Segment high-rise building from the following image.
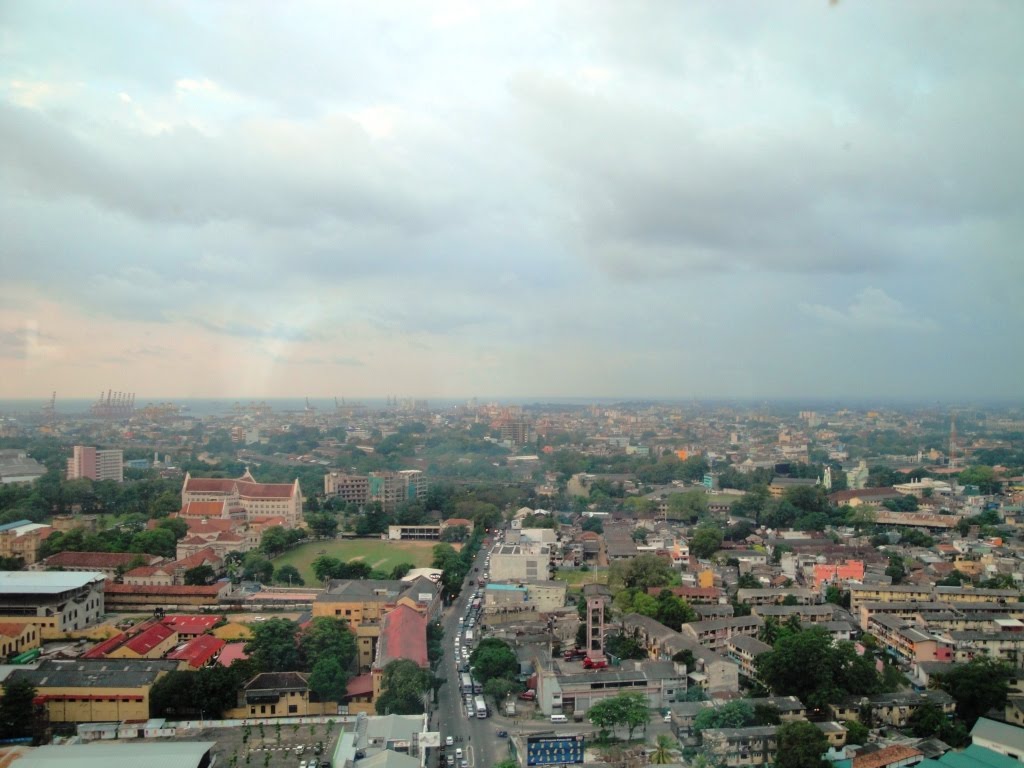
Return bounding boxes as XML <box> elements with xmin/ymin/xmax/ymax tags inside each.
<box><xmin>323</xmin><ymin>469</ymin><xmax>427</xmax><ymax>512</ymax></box>
<box><xmin>67</xmin><ymin>446</ymin><xmax>124</xmax><ymax>483</ymax></box>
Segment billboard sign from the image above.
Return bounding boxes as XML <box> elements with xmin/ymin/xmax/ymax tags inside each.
<box><xmin>526</xmin><ymin>734</ymin><xmax>585</xmax><ymax>765</ymax></box>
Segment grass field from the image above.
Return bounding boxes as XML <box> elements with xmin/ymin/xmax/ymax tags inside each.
<box><xmin>272</xmin><ymin>538</ymin><xmax>441</xmax><ymax>585</ymax></box>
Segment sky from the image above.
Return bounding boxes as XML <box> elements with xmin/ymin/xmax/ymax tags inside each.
<box><xmin>1</xmin><ymin>1</ymin><xmax>1022</xmax><ymax>402</ymax></box>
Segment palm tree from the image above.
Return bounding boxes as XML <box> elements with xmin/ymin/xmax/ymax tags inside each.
<box><xmin>649</xmin><ymin>734</ymin><xmax>676</xmax><ymax>765</ymax></box>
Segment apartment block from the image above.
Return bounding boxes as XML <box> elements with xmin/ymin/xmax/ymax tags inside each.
<box><xmin>0</xmin><ymin>571</ymin><xmax>105</xmax><ymax>638</ymax></box>
<box><xmin>67</xmin><ymin>445</ymin><xmax>123</xmax><ymax>482</ymax></box>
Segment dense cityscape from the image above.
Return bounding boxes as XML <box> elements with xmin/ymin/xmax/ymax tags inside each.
<box><xmin>3</xmin><ymin>1</ymin><xmax>1022</xmax><ymax>767</ymax></box>
<box><xmin>0</xmin><ymin>397</ymin><xmax>1022</xmax><ymax>768</ymax></box>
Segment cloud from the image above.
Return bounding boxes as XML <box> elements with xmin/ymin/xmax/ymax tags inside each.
<box><xmin>800</xmin><ymin>288</ymin><xmax>937</xmax><ymax>332</ymax></box>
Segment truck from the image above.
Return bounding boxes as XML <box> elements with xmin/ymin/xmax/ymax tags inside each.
<box><xmin>582</xmin><ymin>656</ymin><xmax>608</xmax><ymax>670</ymax></box>
<box><xmin>474</xmin><ymin>695</ymin><xmax>488</xmax><ymax>719</ymax></box>
<box><xmin>464</xmin><ymin>630</ymin><xmax>474</xmax><ymax>643</ymax></box>
<box><xmin>505</xmin><ymin>700</ymin><xmax>516</xmax><ymax>716</ymax></box>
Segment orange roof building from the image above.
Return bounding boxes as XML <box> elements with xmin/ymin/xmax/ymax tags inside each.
<box><xmin>813</xmin><ymin>560</ymin><xmax>865</xmax><ymax>589</ymax></box>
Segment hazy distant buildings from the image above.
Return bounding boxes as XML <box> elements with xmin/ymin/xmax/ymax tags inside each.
<box><xmin>0</xmin><ymin>450</ymin><xmax>46</xmax><ymax>485</ymax></box>
<box><xmin>67</xmin><ymin>446</ymin><xmax>123</xmax><ymax>483</ymax></box>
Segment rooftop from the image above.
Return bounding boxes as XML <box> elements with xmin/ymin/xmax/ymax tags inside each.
<box><xmin>0</xmin><ymin>571</ymin><xmax>105</xmax><ymax>594</ymax></box>
<box><xmin>14</xmin><ymin>741</ymin><xmax>216</xmax><ymax>768</ymax></box>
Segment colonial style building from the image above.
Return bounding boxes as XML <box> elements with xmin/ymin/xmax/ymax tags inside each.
<box><xmin>181</xmin><ymin>469</ymin><xmax>302</xmax><ymax>527</ymax></box>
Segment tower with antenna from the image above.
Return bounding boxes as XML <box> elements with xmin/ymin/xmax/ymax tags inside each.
<box><xmin>949</xmin><ymin>412</ymin><xmax>958</xmax><ymax>469</ymax></box>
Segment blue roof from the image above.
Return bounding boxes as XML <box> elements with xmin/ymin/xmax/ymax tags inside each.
<box><xmin>486</xmin><ymin>583</ymin><xmax>526</xmax><ymax>591</ymax></box>
<box><xmin>0</xmin><ymin>520</ymin><xmax>32</xmax><ymax>533</ymax></box>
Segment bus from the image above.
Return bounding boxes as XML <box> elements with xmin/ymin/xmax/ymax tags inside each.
<box><xmin>460</xmin><ymin>673</ymin><xmax>474</xmax><ymax>694</ymax></box>
<box><xmin>471</xmin><ymin>676</ymin><xmax>483</xmax><ymax>694</ymax></box>
<box><xmin>474</xmin><ymin>695</ymin><xmax>488</xmax><ymax>719</ymax></box>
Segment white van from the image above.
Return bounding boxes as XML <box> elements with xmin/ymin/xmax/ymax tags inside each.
<box><xmin>550</xmin><ymin>714</ymin><xmax>568</xmax><ymax>723</ymax></box>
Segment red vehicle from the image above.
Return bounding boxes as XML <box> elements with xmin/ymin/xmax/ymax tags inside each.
<box><xmin>582</xmin><ymin>656</ymin><xmax>608</xmax><ymax>670</ymax></box>
<box><xmin>563</xmin><ymin>649</ymin><xmax>586</xmax><ymax>661</ymax></box>
<box><xmin>518</xmin><ymin>689</ymin><xmax>536</xmax><ymax>701</ymax></box>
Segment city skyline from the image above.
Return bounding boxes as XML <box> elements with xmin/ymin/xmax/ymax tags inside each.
<box><xmin>2</xmin><ymin>2</ymin><xmax>1022</xmax><ymax>400</ymax></box>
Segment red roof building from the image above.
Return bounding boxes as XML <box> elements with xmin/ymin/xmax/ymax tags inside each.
<box><xmin>217</xmin><ymin>642</ymin><xmax>250</xmax><ymax>667</ymax></box>
<box><xmin>376</xmin><ymin>604</ymin><xmax>428</xmax><ymax>669</ymax></box>
<box><xmin>168</xmin><ymin>634</ymin><xmax>226</xmax><ymax>668</ymax></box>
<box><xmin>162</xmin><ymin>614</ymin><xmax>221</xmax><ymax>637</ymax></box>
<box><xmin>33</xmin><ymin>551</ymin><xmax>159</xmax><ymax>578</ymax></box>
<box><xmin>181</xmin><ymin>469</ymin><xmax>302</xmax><ymax>528</ymax></box>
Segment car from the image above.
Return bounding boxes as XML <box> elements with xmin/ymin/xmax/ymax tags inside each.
<box><xmin>456</xmin><ymin>748</ymin><xmax>463</xmax><ymax>758</ymax></box>
<box><xmin>314</xmin><ymin>743</ymin><xmax>324</xmax><ymax>755</ymax></box>
<box><xmin>309</xmin><ymin>761</ymin><xmax>319</xmax><ymax>768</ymax></box>
<box><xmin>496</xmin><ymin>729</ymin><xmax>508</xmax><ymax>738</ymax></box>
<box><xmin>518</xmin><ymin>689</ymin><xmax>536</xmax><ymax>701</ymax></box>
<box><xmin>461</xmin><ymin>761</ymin><xmax>469</xmax><ymax>768</ymax></box>
<box><xmin>445</xmin><ymin>736</ymin><xmax>454</xmax><ymax>746</ymax></box>
<box><xmin>299</xmin><ymin>762</ymin><xmax>307</xmax><ymax>768</ymax></box>
<box><xmin>296</xmin><ymin>746</ymin><xmax>306</xmax><ymax>755</ymax></box>
<box><xmin>663</xmin><ymin>712</ymin><xmax>673</xmax><ymax>723</ymax></box>
<box><xmin>447</xmin><ymin>757</ymin><xmax>455</xmax><ymax>767</ymax></box>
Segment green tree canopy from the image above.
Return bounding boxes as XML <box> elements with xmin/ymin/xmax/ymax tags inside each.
<box><xmin>693</xmin><ymin>700</ymin><xmax>754</xmax><ymax>736</ymax></box>
<box><xmin>756</xmin><ymin>627</ymin><xmax>880</xmax><ymax>711</ymax></box>
<box><xmin>470</xmin><ymin>638</ymin><xmax>519</xmax><ymax>686</ymax></box>
<box><xmin>932</xmin><ymin>656</ymin><xmax>1013</xmax><ymax>727</ymax></box>
<box><xmin>0</xmin><ymin>678</ymin><xmax>37</xmax><ymax>740</ymax></box>
<box><xmin>184</xmin><ymin>564</ymin><xmax>215</xmax><ymax>585</ymax></box>
<box><xmin>775</xmin><ymin>721</ymin><xmax>828</xmax><ymax>768</ymax></box>
<box><xmin>375</xmin><ymin>659</ymin><xmax>432</xmax><ymax>715</ymax></box>
<box><xmin>689</xmin><ymin>524</ymin><xmax>724</xmax><ymax>559</ymax></box>
<box><xmin>299</xmin><ymin>617</ymin><xmax>356</xmax><ymax>673</ymax></box>
<box><xmin>309</xmin><ymin>657</ymin><xmax>349</xmax><ymax>703</ymax></box>
<box><xmin>245</xmin><ymin>618</ymin><xmax>302</xmax><ymax>672</ymax></box>
<box><xmin>274</xmin><ymin>564</ymin><xmax>304</xmax><ymax>586</ymax></box>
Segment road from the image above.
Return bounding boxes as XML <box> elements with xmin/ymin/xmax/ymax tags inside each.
<box><xmin>431</xmin><ymin>540</ymin><xmax>508</xmax><ymax>768</ymax></box>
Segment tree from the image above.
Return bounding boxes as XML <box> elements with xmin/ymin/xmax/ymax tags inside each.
<box><xmin>306</xmin><ymin>513</ymin><xmax>338</xmax><ymax>539</ymax></box>
<box><xmin>610</xmin><ymin>554</ymin><xmax>673</xmax><ymax>591</ymax></box>
<box><xmin>589</xmin><ymin>695</ymin><xmax>627</xmax><ymax>739</ymax></box>
<box><xmin>606</xmin><ymin>633</ymin><xmax>647</xmax><ymax>660</ymax></box>
<box><xmin>245</xmin><ymin>618</ymin><xmax>302</xmax><ymax>672</ymax></box>
<box><xmin>689</xmin><ymin>524</ymin><xmax>723</xmax><ymax>559</ymax></box>
<box><xmin>184</xmin><ymin>564</ymin><xmax>215</xmax><ymax>585</ymax></box>
<box><xmin>242</xmin><ymin>552</ymin><xmax>274</xmax><ymax>583</ymax></box>
<box><xmin>156</xmin><ymin>517</ymin><xmax>189</xmax><ymax>539</ymax></box>
<box><xmin>309</xmin><ymin>657</ymin><xmax>349</xmax><ymax>703</ymax></box>
<box><xmin>843</xmin><ymin>720</ymin><xmax>869</xmax><ymax>746</ymax></box>
<box><xmin>885</xmin><ymin>554</ymin><xmax>906</xmax><ymax>584</ymax></box>
<box><xmin>756</xmin><ymin>627</ymin><xmax>880</xmax><ymax>711</ymax></box>
<box><xmin>959</xmin><ymin>465</ymin><xmax>1000</xmax><ymax>494</ymax></box>
<box><xmin>753</xmin><ymin>703</ymin><xmax>781</xmax><ymax>726</ymax></box>
<box><xmin>824</xmin><ymin>585</ymin><xmax>849</xmax><ymax>608</ymax></box>
<box><xmin>907</xmin><ymin>701</ymin><xmax>946</xmax><ymax>738</ymax></box>
<box><xmin>0</xmin><ymin>678</ymin><xmax>36</xmax><ymax>740</ymax></box>
<box><xmin>375</xmin><ymin>659</ymin><xmax>432</xmax><ymax>715</ymax></box>
<box><xmin>666</xmin><ymin>491</ymin><xmax>707</xmax><ymax>522</ymax></box>
<box><xmin>149</xmin><ymin>665</ymin><xmax>242</xmax><ymax>719</ymax></box>
<box><xmin>932</xmin><ymin>656</ymin><xmax>1013</xmax><ymax>727</ymax></box>
<box><xmin>299</xmin><ymin>618</ymin><xmax>356</xmax><ymax>672</ymax></box>
<box><xmin>483</xmin><ymin>676</ymin><xmax>521</xmax><ymax>706</ymax></box>
<box><xmin>654</xmin><ymin>590</ymin><xmax>697</xmax><ymax>631</ymax></box>
<box><xmin>693</xmin><ymin>701</ymin><xmax>754</xmax><ymax>736</ymax></box>
<box><xmin>274</xmin><ymin>564</ymin><xmax>305</xmax><ymax>586</ymax></box>
<box><xmin>775</xmin><ymin>721</ymin><xmax>828</xmax><ymax>768</ymax></box>
<box><xmin>622</xmin><ymin>692</ymin><xmax>651</xmax><ymax>740</ymax></box>
<box><xmin>470</xmin><ymin>638</ymin><xmax>519</xmax><ymax>686</ymax></box>
<box><xmin>649</xmin><ymin>733</ymin><xmax>677</xmax><ymax>765</ymax></box>
<box><xmin>129</xmin><ymin>528</ymin><xmax>177</xmax><ymax>558</ymax></box>
<box><xmin>260</xmin><ymin>526</ymin><xmax>292</xmax><ymax>556</ymax></box>
<box><xmin>581</xmin><ymin>517</ymin><xmax>604</xmax><ymax>534</ymax></box>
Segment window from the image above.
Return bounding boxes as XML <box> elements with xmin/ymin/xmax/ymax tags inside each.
<box><xmin>289</xmin><ymin>704</ymin><xmax>298</xmax><ymax>713</ymax></box>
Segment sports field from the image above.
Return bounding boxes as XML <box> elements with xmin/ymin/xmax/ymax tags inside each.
<box><xmin>272</xmin><ymin>538</ymin><xmax>442</xmax><ymax>585</ymax></box>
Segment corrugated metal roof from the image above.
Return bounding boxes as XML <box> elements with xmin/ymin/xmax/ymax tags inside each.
<box><xmin>14</xmin><ymin>741</ymin><xmax>215</xmax><ymax>768</ymax></box>
<box><xmin>0</xmin><ymin>571</ymin><xmax>105</xmax><ymax>594</ymax></box>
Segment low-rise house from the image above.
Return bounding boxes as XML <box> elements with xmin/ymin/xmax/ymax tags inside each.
<box><xmin>0</xmin><ymin>571</ymin><xmax>105</xmax><ymax>638</ymax></box>
<box><xmin>102</xmin><ymin>581</ymin><xmax>231</xmax><ymax>611</ymax></box>
<box><xmin>736</xmin><ymin>588</ymin><xmax>816</xmax><ymax>606</ymax></box>
<box><xmin>167</xmin><ymin>634</ymin><xmax>226</xmax><ymax>668</ymax></box>
<box><xmin>226</xmin><ymin>671</ymin><xmax>337</xmax><ymax>718</ymax></box>
<box><xmin>726</xmin><ymin>635</ymin><xmax>772</xmax><ymax>681</ymax></box>
<box><xmin>830</xmin><ymin>690</ymin><xmax>955</xmax><ymax>727</ymax></box>
<box><xmin>681</xmin><ymin>615</ymin><xmax>764</xmax><ymax>652</ymax></box>
<box><xmin>31</xmin><ymin>551</ymin><xmax>160</xmax><ymax>578</ymax></box>
<box><xmin>703</xmin><ymin>722</ymin><xmax>846</xmax><ymax>767</ymax></box>
<box><xmin>0</xmin><ymin>621</ymin><xmax>40</xmax><ymax>658</ymax></box>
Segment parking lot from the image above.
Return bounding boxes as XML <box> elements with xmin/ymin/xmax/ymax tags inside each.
<box><xmin>181</xmin><ymin>720</ymin><xmax>342</xmax><ymax>767</ymax></box>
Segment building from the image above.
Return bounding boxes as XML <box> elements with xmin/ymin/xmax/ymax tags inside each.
<box><xmin>168</xmin><ymin>634</ymin><xmax>227</xmax><ymax>668</ymax></box>
<box><xmin>851</xmin><ymin>744</ymin><xmax>924</xmax><ymax>768</ymax></box>
<box><xmin>14</xmin><ymin>741</ymin><xmax>217</xmax><ymax>768</ymax></box>
<box><xmin>830</xmin><ymin>690</ymin><xmax>955</xmax><ymax>727</ymax></box>
<box><xmin>101</xmin><ymin>581</ymin><xmax>232</xmax><ymax>611</ymax></box>
<box><xmin>372</xmin><ymin>603</ymin><xmax>428</xmax><ymax>703</ymax></box>
<box><xmin>84</xmin><ymin>622</ymin><xmax>179</xmax><ymax>660</ymax></box>
<box><xmin>387</xmin><ymin>525</ymin><xmax>440</xmax><ymax>541</ymax></box>
<box><xmin>866</xmin><ymin>614</ymin><xmax>944</xmax><ymax>664</ymax></box>
<box><xmin>703</xmin><ymin>722</ymin><xmax>846</xmax><ymax>767</ymax></box>
<box><xmin>736</xmin><ymin>588</ymin><xmax>816</xmax><ymax>606</ymax></box>
<box><xmin>226</xmin><ymin>671</ymin><xmax>337</xmax><ymax>718</ymax></box>
<box><xmin>768</xmin><ymin>477</ymin><xmax>818</xmax><ymax>498</ymax></box>
<box><xmin>969</xmin><ymin>717</ymin><xmax>1024</xmax><ymax>762</ymax></box>
<box><xmin>812</xmin><ymin>560</ymin><xmax>866</xmax><ymax>589</ymax></box>
<box><xmin>484</xmin><ymin>580</ymin><xmax>567</xmax><ymax>615</ymax></box>
<box><xmin>536</xmin><ymin>658</ymin><xmax>687</xmax><ymax>716</ymax></box>
<box><xmin>67</xmin><ymin>446</ymin><xmax>124</xmax><ymax>483</ymax></box>
<box><xmin>0</xmin><ymin>621</ymin><xmax>40</xmax><ymax>658</ymax></box>
<box><xmin>7</xmin><ymin>658</ymin><xmax>179</xmax><ymax>723</ymax></box>
<box><xmin>181</xmin><ymin>469</ymin><xmax>302</xmax><ymax>527</ymax></box>
<box><xmin>31</xmin><ymin>551</ymin><xmax>160</xmax><ymax>579</ymax></box>
<box><xmin>0</xmin><ymin>571</ymin><xmax>105</xmax><ymax>638</ymax></box>
<box><xmin>122</xmin><ymin>547</ymin><xmax>224</xmax><ymax>587</ymax></box>
<box><xmin>726</xmin><ymin>635</ymin><xmax>773</xmax><ymax>681</ymax></box>
<box><xmin>313</xmin><ymin>577</ymin><xmax>441</xmax><ymax>670</ymax></box>
<box><xmin>323</xmin><ymin>470</ymin><xmax>428</xmax><ymax>513</ymax></box>
<box><xmin>680</xmin><ymin>615</ymin><xmax>764</xmax><ymax>652</ymax></box>
<box><xmin>0</xmin><ymin>520</ymin><xmax>53</xmax><ymax>566</ymax></box>
<box><xmin>0</xmin><ymin>449</ymin><xmax>47</xmax><ymax>484</ymax></box>
<box><xmin>489</xmin><ymin>543</ymin><xmax>551</xmax><ymax>582</ymax></box>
